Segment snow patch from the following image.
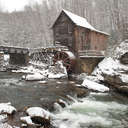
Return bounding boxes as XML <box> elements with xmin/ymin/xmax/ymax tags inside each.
<box><xmin>24</xmin><ymin>73</ymin><xmax>46</xmax><ymax>81</ymax></box>
<box><xmin>48</xmin><ymin>73</ymin><xmax>67</xmax><ymax>79</ymax></box>
<box><xmin>20</xmin><ymin>116</ymin><xmax>34</xmax><ymax>125</ymax></box>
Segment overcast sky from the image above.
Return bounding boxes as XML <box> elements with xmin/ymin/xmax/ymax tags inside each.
<box><xmin>0</xmin><ymin>0</ymin><xmax>42</xmax><ymax>12</ymax></box>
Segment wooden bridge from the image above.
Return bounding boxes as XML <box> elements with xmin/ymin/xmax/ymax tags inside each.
<box><xmin>0</xmin><ymin>45</ymin><xmax>29</xmax><ymax>54</ymax></box>
<box><xmin>0</xmin><ymin>45</ymin><xmax>69</xmax><ymax>66</ymax></box>
<box><xmin>0</xmin><ymin>45</ymin><xmax>105</xmax><ymax>74</ymax></box>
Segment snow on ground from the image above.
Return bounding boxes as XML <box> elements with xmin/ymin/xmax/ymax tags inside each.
<box><xmin>0</xmin><ymin>103</ymin><xmax>16</xmax><ymax>115</ymax></box>
<box><xmin>82</xmin><ymin>79</ymin><xmax>109</xmax><ymax>92</ymax></box>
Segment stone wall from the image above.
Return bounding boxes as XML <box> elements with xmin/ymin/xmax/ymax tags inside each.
<box><xmin>76</xmin><ymin>57</ymin><xmax>103</xmax><ymax>74</ymax></box>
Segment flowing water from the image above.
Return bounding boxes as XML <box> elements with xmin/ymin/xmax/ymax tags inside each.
<box><xmin>53</xmin><ymin>93</ymin><xmax>128</xmax><ymax>128</ymax></box>
<box><xmin>0</xmin><ymin>72</ymin><xmax>128</xmax><ymax>128</ymax></box>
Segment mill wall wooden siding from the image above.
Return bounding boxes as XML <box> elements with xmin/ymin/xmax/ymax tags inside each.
<box><xmin>53</xmin><ymin>11</ymin><xmax>108</xmax><ymax>54</ymax></box>
<box><xmin>53</xmin><ymin>12</ymin><xmax>75</xmax><ymax>52</ymax></box>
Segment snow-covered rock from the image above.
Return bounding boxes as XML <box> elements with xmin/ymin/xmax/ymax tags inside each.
<box><xmin>48</xmin><ymin>73</ymin><xmax>67</xmax><ymax>79</ymax></box>
<box><xmin>82</xmin><ymin>79</ymin><xmax>109</xmax><ymax>92</ymax></box>
<box><xmin>0</xmin><ymin>123</ymin><xmax>13</xmax><ymax>128</ymax></box>
<box><xmin>22</xmin><ymin>107</ymin><xmax>54</xmax><ymax>127</ymax></box>
<box><xmin>26</xmin><ymin>107</ymin><xmax>52</xmax><ymax>119</ymax></box>
<box><xmin>20</xmin><ymin>116</ymin><xmax>34</xmax><ymax>125</ymax></box>
<box><xmin>24</xmin><ymin>73</ymin><xmax>46</xmax><ymax>81</ymax></box>
<box><xmin>0</xmin><ymin>103</ymin><xmax>16</xmax><ymax>115</ymax></box>
<box><xmin>0</xmin><ymin>114</ymin><xmax>7</xmax><ymax>123</ymax></box>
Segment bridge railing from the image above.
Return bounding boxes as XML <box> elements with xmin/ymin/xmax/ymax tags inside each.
<box><xmin>0</xmin><ymin>45</ymin><xmax>29</xmax><ymax>54</ymax></box>
<box><xmin>78</xmin><ymin>50</ymin><xmax>105</xmax><ymax>57</ymax></box>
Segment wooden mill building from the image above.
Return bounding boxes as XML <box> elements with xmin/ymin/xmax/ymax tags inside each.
<box><xmin>52</xmin><ymin>9</ymin><xmax>109</xmax><ymax>73</ymax></box>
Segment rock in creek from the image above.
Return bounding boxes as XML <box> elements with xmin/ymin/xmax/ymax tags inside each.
<box><xmin>20</xmin><ymin>107</ymin><xmax>55</xmax><ymax>128</ymax></box>
<box><xmin>26</xmin><ymin>107</ymin><xmax>52</xmax><ymax>120</ymax></box>
<box><xmin>82</xmin><ymin>79</ymin><xmax>109</xmax><ymax>92</ymax></box>
<box><xmin>0</xmin><ymin>103</ymin><xmax>16</xmax><ymax>115</ymax></box>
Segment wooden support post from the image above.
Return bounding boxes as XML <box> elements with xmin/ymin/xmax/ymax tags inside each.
<box><xmin>0</xmin><ymin>52</ymin><xmax>4</xmax><ymax>66</ymax></box>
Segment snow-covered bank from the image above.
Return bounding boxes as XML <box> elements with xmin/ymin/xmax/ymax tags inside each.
<box><xmin>89</xmin><ymin>40</ymin><xmax>128</xmax><ymax>94</ymax></box>
<box><xmin>13</xmin><ymin>61</ymin><xmax>68</xmax><ymax>81</ymax></box>
<box><xmin>75</xmin><ymin>40</ymin><xmax>128</xmax><ymax>94</ymax></box>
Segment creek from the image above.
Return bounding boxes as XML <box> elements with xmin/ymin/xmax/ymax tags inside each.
<box><xmin>0</xmin><ymin>72</ymin><xmax>128</xmax><ymax>128</ymax></box>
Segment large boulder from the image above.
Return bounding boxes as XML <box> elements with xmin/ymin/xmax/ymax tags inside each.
<box><xmin>26</xmin><ymin>107</ymin><xmax>52</xmax><ymax>120</ymax></box>
<box><xmin>20</xmin><ymin>107</ymin><xmax>55</xmax><ymax>128</ymax></box>
<box><xmin>82</xmin><ymin>79</ymin><xmax>109</xmax><ymax>92</ymax></box>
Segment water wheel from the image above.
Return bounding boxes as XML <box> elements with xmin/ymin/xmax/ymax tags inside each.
<box><xmin>53</xmin><ymin>51</ymin><xmax>76</xmax><ymax>73</ymax></box>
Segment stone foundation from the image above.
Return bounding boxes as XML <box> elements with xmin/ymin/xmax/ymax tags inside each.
<box><xmin>76</xmin><ymin>57</ymin><xmax>104</xmax><ymax>74</ymax></box>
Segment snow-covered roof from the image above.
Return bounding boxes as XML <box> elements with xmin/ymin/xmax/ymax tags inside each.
<box><xmin>53</xmin><ymin>9</ymin><xmax>109</xmax><ymax>36</ymax></box>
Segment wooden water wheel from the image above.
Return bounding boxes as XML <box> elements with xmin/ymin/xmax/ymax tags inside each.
<box><xmin>53</xmin><ymin>51</ymin><xmax>76</xmax><ymax>73</ymax></box>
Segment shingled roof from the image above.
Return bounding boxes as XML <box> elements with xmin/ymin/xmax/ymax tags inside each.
<box><xmin>52</xmin><ymin>9</ymin><xmax>109</xmax><ymax>36</ymax></box>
